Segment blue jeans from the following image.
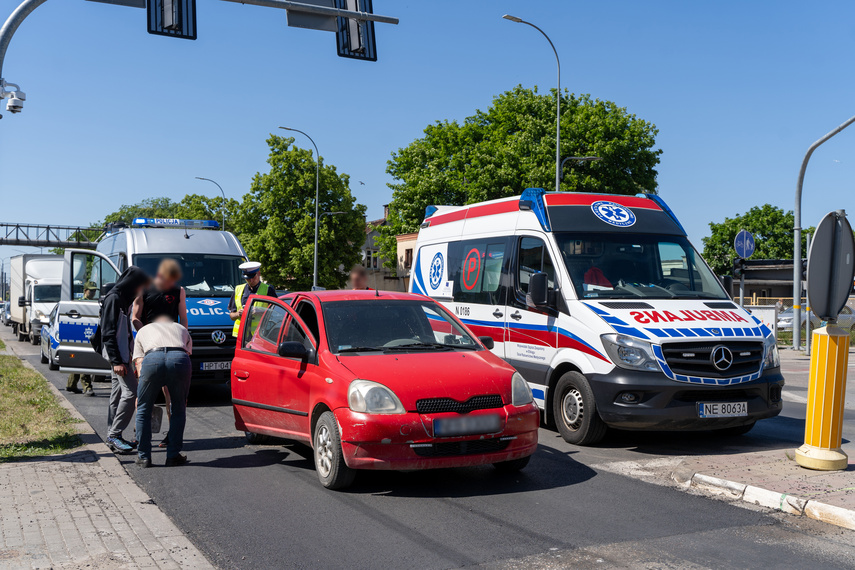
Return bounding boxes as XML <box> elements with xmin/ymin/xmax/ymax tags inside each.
<box><xmin>136</xmin><ymin>349</ymin><xmax>191</xmax><ymax>460</ymax></box>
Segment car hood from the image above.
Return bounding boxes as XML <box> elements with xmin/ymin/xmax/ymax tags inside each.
<box><xmin>335</xmin><ymin>350</ymin><xmax>515</xmax><ymax>412</ymax></box>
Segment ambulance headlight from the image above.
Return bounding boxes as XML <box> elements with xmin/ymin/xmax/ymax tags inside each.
<box><xmin>511</xmin><ymin>372</ymin><xmax>533</xmax><ymax>406</ymax></box>
<box><xmin>348</xmin><ymin>380</ymin><xmax>405</xmax><ymax>414</ymax></box>
<box><xmin>601</xmin><ymin>334</ymin><xmax>660</xmax><ymax>372</ymax></box>
<box><xmin>763</xmin><ymin>335</ymin><xmax>780</xmax><ymax>369</ymax></box>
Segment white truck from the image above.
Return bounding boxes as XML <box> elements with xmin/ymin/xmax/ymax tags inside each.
<box><xmin>10</xmin><ymin>254</ymin><xmax>63</xmax><ymax>344</ymax></box>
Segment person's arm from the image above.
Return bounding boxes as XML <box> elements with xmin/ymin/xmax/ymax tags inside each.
<box><xmin>178</xmin><ymin>287</ymin><xmax>188</xmax><ymax>328</ymax></box>
<box><xmin>267</xmin><ymin>285</ymin><xmax>278</xmax><ymax>298</ymax></box>
<box><xmin>131</xmin><ymin>291</ymin><xmax>144</xmax><ymax>331</ymax></box>
<box><xmin>228</xmin><ymin>292</ymin><xmax>241</xmax><ymax>321</ymax></box>
<box><xmin>100</xmin><ymin>296</ymin><xmax>124</xmax><ymax>368</ymax></box>
<box><xmin>184</xmin><ymin>328</ymin><xmax>193</xmax><ymax>355</ymax></box>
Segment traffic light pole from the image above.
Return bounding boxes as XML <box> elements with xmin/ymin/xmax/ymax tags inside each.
<box><xmin>739</xmin><ymin>265</ymin><xmax>745</xmax><ymax>307</ymax></box>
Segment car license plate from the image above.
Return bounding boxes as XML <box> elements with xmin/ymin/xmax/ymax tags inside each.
<box><xmin>434</xmin><ymin>414</ymin><xmax>502</xmax><ymax>437</ymax></box>
<box><xmin>698</xmin><ymin>401</ymin><xmax>748</xmax><ymax>418</ymax></box>
<box><xmin>201</xmin><ymin>361</ymin><xmax>231</xmax><ymax>371</ymax></box>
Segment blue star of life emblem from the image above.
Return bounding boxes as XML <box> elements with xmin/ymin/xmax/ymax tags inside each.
<box><xmin>429</xmin><ymin>252</ymin><xmax>444</xmax><ymax>290</ymax></box>
<box><xmin>591</xmin><ymin>201</ymin><xmax>637</xmax><ymax>227</ymax></box>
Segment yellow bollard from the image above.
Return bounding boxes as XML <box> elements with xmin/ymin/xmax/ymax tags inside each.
<box><xmin>796</xmin><ymin>325</ymin><xmax>850</xmax><ymax>470</ymax></box>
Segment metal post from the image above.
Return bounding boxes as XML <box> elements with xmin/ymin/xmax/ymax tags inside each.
<box><xmin>279</xmin><ymin>126</ymin><xmax>320</xmax><ymax>289</ymax></box>
<box><xmin>793</xmin><ymin>114</ymin><xmax>855</xmax><ymax>350</ymax></box>
<box><xmin>0</xmin><ymin>0</ymin><xmax>49</xmax><ymax>81</ymax></box>
<box><xmin>739</xmin><ymin>264</ymin><xmax>745</xmax><ymax>307</ymax></box>
<box><xmin>503</xmin><ymin>15</ymin><xmax>560</xmax><ymax>192</ymax></box>
<box><xmin>806</xmin><ymin>231</ymin><xmax>812</xmax><ymax>356</ymax></box>
<box><xmin>195</xmin><ymin>177</ymin><xmax>227</xmax><ymax>231</ymax></box>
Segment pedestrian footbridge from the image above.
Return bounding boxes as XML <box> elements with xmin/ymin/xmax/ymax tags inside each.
<box><xmin>0</xmin><ymin>222</ymin><xmax>105</xmax><ymax>249</ymax></box>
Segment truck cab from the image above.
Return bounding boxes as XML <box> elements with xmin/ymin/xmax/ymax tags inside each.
<box><xmin>10</xmin><ymin>254</ymin><xmax>63</xmax><ymax>345</ymax></box>
<box><xmin>96</xmin><ymin>218</ymin><xmax>247</xmax><ymax>384</ymax></box>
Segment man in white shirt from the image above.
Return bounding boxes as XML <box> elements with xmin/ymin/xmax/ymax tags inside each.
<box><xmin>132</xmin><ymin>316</ymin><xmax>193</xmax><ymax>468</ymax></box>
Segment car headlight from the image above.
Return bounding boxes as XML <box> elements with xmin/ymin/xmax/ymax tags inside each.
<box><xmin>601</xmin><ymin>334</ymin><xmax>661</xmax><ymax>372</ymax></box>
<box><xmin>763</xmin><ymin>335</ymin><xmax>780</xmax><ymax>369</ymax></box>
<box><xmin>35</xmin><ymin>310</ymin><xmax>45</xmax><ymax>320</ymax></box>
<box><xmin>348</xmin><ymin>379</ymin><xmax>405</xmax><ymax>414</ymax></box>
<box><xmin>511</xmin><ymin>372</ymin><xmax>533</xmax><ymax>406</ymax></box>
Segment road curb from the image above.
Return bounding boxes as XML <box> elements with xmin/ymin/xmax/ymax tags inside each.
<box><xmin>676</xmin><ymin>470</ymin><xmax>855</xmax><ymax>531</ymax></box>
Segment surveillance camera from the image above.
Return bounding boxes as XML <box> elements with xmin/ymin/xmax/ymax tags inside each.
<box><xmin>6</xmin><ymin>91</ymin><xmax>25</xmax><ymax>114</ymax></box>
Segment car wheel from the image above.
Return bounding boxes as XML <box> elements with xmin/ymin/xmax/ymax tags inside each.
<box><xmin>40</xmin><ymin>349</ymin><xmax>48</xmax><ymax>364</ymax></box>
<box><xmin>48</xmin><ymin>357</ymin><xmax>59</xmax><ymax>371</ymax></box>
<box><xmin>30</xmin><ymin>332</ymin><xmax>39</xmax><ymax>345</ymax></box>
<box><xmin>552</xmin><ymin>371</ymin><xmax>607</xmax><ymax>446</ymax></box>
<box><xmin>244</xmin><ymin>431</ymin><xmax>267</xmax><ymax>444</ymax></box>
<box><xmin>716</xmin><ymin>421</ymin><xmax>756</xmax><ymax>437</ymax></box>
<box><xmin>313</xmin><ymin>411</ymin><xmax>355</xmax><ymax>490</ymax></box>
<box><xmin>17</xmin><ymin>328</ymin><xmax>27</xmax><ymax>342</ymax></box>
<box><xmin>492</xmin><ymin>455</ymin><xmax>531</xmax><ymax>472</ymax></box>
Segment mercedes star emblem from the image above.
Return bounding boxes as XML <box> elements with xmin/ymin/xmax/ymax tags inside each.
<box><xmin>710</xmin><ymin>345</ymin><xmax>734</xmax><ymax>371</ymax></box>
<box><xmin>211</xmin><ymin>330</ymin><xmax>227</xmax><ymax>345</ymax></box>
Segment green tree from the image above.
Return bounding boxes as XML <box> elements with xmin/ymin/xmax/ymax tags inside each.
<box><xmin>102</xmin><ymin>194</ymin><xmax>239</xmax><ymax>230</ymax></box>
<box><xmin>377</xmin><ymin>85</ymin><xmax>662</xmax><ymax>269</ymax></box>
<box><xmin>103</xmin><ymin>197</ymin><xmax>180</xmax><ymax>224</ymax></box>
<box><xmin>701</xmin><ymin>204</ymin><xmax>812</xmax><ymax>275</ymax></box>
<box><xmin>232</xmin><ymin>135</ymin><xmax>366</xmax><ymax>291</ymax></box>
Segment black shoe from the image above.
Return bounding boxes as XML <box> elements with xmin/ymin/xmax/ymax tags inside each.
<box><xmin>165</xmin><ymin>454</ymin><xmax>188</xmax><ymax>467</ymax></box>
<box><xmin>135</xmin><ymin>457</ymin><xmax>152</xmax><ymax>468</ymax></box>
<box><xmin>66</xmin><ymin>387</ymin><xmax>82</xmax><ymax>394</ymax></box>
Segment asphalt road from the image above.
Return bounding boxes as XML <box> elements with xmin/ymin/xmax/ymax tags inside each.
<box><xmin>6</xmin><ymin>325</ymin><xmax>855</xmax><ymax>569</ymax></box>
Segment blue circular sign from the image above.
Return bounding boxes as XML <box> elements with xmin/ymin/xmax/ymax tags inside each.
<box><xmin>429</xmin><ymin>252</ymin><xmax>444</xmax><ymax>290</ymax></box>
<box><xmin>734</xmin><ymin>229</ymin><xmax>755</xmax><ymax>259</ymax></box>
<box><xmin>591</xmin><ymin>201</ymin><xmax>636</xmax><ymax>227</ymax></box>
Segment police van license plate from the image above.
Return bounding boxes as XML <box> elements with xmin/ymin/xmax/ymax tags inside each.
<box><xmin>201</xmin><ymin>361</ymin><xmax>231</xmax><ymax>371</ymax></box>
<box><xmin>698</xmin><ymin>401</ymin><xmax>747</xmax><ymax>418</ymax></box>
<box><xmin>434</xmin><ymin>414</ymin><xmax>501</xmax><ymax>437</ymax></box>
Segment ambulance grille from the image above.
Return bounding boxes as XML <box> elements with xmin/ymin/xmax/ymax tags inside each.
<box><xmin>599</xmin><ymin>301</ymin><xmax>653</xmax><ymax>309</ymax></box>
<box><xmin>416</xmin><ymin>395</ymin><xmax>503</xmax><ymax>414</ymax></box>
<box><xmin>412</xmin><ymin>438</ymin><xmax>510</xmax><ymax>457</ymax></box>
<box><xmin>661</xmin><ymin>341</ymin><xmax>763</xmax><ymax>379</ymax></box>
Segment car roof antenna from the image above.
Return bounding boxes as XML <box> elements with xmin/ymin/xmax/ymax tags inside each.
<box><xmin>375</xmin><ymin>288</ymin><xmax>379</xmax><ymax>297</ymax></box>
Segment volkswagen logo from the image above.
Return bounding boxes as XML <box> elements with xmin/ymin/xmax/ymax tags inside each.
<box><xmin>211</xmin><ymin>330</ymin><xmax>227</xmax><ymax>345</ymax></box>
<box><xmin>710</xmin><ymin>345</ymin><xmax>734</xmax><ymax>371</ymax></box>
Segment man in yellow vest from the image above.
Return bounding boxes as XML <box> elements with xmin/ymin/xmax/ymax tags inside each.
<box><xmin>229</xmin><ymin>261</ymin><xmax>278</xmax><ymax>337</ymax></box>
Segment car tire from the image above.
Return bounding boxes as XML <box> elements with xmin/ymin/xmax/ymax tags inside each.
<box><xmin>716</xmin><ymin>421</ymin><xmax>756</xmax><ymax>437</ymax></box>
<box><xmin>552</xmin><ymin>371</ymin><xmax>608</xmax><ymax>446</ymax></box>
<box><xmin>48</xmin><ymin>358</ymin><xmax>59</xmax><ymax>371</ymax></box>
<box><xmin>40</xmin><ymin>350</ymin><xmax>48</xmax><ymax>364</ymax></box>
<box><xmin>313</xmin><ymin>411</ymin><xmax>355</xmax><ymax>490</ymax></box>
<box><xmin>30</xmin><ymin>333</ymin><xmax>39</xmax><ymax>345</ymax></box>
<box><xmin>244</xmin><ymin>431</ymin><xmax>267</xmax><ymax>445</ymax></box>
<box><xmin>492</xmin><ymin>455</ymin><xmax>531</xmax><ymax>472</ymax></box>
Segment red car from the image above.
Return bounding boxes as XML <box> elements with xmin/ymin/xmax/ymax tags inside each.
<box><xmin>231</xmin><ymin>290</ymin><xmax>539</xmax><ymax>489</ymax></box>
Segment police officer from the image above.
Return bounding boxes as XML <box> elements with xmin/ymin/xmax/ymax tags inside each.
<box><xmin>229</xmin><ymin>262</ymin><xmax>278</xmax><ymax>337</ymax></box>
<box><xmin>67</xmin><ymin>281</ymin><xmax>99</xmax><ymax>396</ymax></box>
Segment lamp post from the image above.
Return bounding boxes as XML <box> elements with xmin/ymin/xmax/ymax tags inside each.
<box><xmin>503</xmin><ymin>14</ymin><xmax>561</xmax><ymax>192</ymax></box>
<box><xmin>279</xmin><ymin>126</ymin><xmax>322</xmax><ymax>289</ymax></box>
<box><xmin>561</xmin><ymin>156</ymin><xmax>601</xmax><ymax>181</ymax></box>
<box><xmin>194</xmin><ymin>177</ymin><xmax>227</xmax><ymax>231</ymax></box>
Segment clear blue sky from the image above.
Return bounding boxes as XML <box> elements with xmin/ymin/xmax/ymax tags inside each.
<box><xmin>2</xmin><ymin>0</ymin><xmax>855</xmax><ymax>271</ymax></box>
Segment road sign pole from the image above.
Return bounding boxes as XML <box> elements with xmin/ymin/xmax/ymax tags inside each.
<box><xmin>806</xmin><ymin>231</ymin><xmax>812</xmax><ymax>356</ymax></box>
<box><xmin>739</xmin><ymin>269</ymin><xmax>745</xmax><ymax>307</ymax></box>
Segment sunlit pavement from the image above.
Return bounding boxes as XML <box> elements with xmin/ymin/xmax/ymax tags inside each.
<box><xmin>5</xmin><ymin>325</ymin><xmax>855</xmax><ymax>570</ymax></box>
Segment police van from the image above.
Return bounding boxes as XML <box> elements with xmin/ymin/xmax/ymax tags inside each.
<box><xmin>410</xmin><ymin>189</ymin><xmax>784</xmax><ymax>445</ymax></box>
<box><xmin>96</xmin><ymin>218</ymin><xmax>247</xmax><ymax>383</ymax></box>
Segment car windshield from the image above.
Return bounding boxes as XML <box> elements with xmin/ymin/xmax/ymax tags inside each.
<box><xmin>554</xmin><ymin>232</ymin><xmax>728</xmax><ymax>300</ymax></box>
<box><xmin>322</xmin><ymin>299</ymin><xmax>480</xmax><ymax>354</ymax></box>
<box><xmin>133</xmin><ymin>254</ymin><xmax>244</xmax><ymax>297</ymax></box>
<box><xmin>33</xmin><ymin>285</ymin><xmax>61</xmax><ymax>303</ymax></box>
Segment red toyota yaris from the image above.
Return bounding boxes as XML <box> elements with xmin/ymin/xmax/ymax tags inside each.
<box><xmin>231</xmin><ymin>290</ymin><xmax>539</xmax><ymax>489</ymax></box>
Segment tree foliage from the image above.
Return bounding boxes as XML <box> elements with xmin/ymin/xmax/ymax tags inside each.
<box><xmin>231</xmin><ymin>135</ymin><xmax>366</xmax><ymax>291</ymax></box>
<box><xmin>103</xmin><ymin>194</ymin><xmax>240</xmax><ymax>231</ymax></box>
<box><xmin>377</xmin><ymin>85</ymin><xmax>662</xmax><ymax>269</ymax></box>
<box><xmin>701</xmin><ymin>204</ymin><xmax>812</xmax><ymax>275</ymax></box>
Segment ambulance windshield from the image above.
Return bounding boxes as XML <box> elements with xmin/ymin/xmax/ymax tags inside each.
<box><xmin>554</xmin><ymin>233</ymin><xmax>728</xmax><ymax>300</ymax></box>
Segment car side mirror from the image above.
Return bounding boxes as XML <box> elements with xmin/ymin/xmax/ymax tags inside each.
<box><xmin>478</xmin><ymin>336</ymin><xmax>495</xmax><ymax>350</ymax></box>
<box><xmin>527</xmin><ymin>272</ymin><xmax>549</xmax><ymax>308</ymax></box>
<box><xmin>278</xmin><ymin>340</ymin><xmax>309</xmax><ymax>360</ymax></box>
<box><xmin>17</xmin><ymin>296</ymin><xmax>28</xmax><ymax>307</ymax></box>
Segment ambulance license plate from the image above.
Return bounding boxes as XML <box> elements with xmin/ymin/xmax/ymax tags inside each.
<box><xmin>434</xmin><ymin>414</ymin><xmax>501</xmax><ymax>437</ymax></box>
<box><xmin>201</xmin><ymin>361</ymin><xmax>231</xmax><ymax>371</ymax></box>
<box><xmin>698</xmin><ymin>401</ymin><xmax>747</xmax><ymax>418</ymax></box>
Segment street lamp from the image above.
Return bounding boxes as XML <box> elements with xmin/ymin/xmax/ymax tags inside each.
<box><xmin>503</xmin><ymin>14</ymin><xmax>561</xmax><ymax>192</ymax></box>
<box><xmin>560</xmin><ymin>156</ymin><xmax>601</xmax><ymax>180</ymax></box>
<box><xmin>279</xmin><ymin>126</ymin><xmax>322</xmax><ymax>289</ymax></box>
<box><xmin>194</xmin><ymin>177</ymin><xmax>227</xmax><ymax>231</ymax></box>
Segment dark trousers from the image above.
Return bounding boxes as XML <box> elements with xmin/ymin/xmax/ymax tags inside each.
<box><xmin>136</xmin><ymin>349</ymin><xmax>191</xmax><ymax>460</ymax></box>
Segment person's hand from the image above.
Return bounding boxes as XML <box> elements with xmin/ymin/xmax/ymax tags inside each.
<box><xmin>237</xmin><ymin>308</ymin><xmax>244</xmax><ymax>318</ymax></box>
<box><xmin>113</xmin><ymin>364</ymin><xmax>127</xmax><ymax>376</ymax></box>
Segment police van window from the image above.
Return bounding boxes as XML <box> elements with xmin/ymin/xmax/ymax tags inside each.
<box><xmin>517</xmin><ymin>237</ymin><xmax>556</xmax><ymax>295</ymax></box>
<box><xmin>448</xmin><ymin>239</ymin><xmax>507</xmax><ymax>305</ymax></box>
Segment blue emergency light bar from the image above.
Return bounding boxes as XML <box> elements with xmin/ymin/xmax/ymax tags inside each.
<box><xmin>131</xmin><ymin>218</ymin><xmax>220</xmax><ymax>229</ymax></box>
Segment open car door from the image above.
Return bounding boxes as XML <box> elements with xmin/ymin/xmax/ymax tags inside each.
<box><xmin>55</xmin><ymin>249</ymin><xmax>120</xmax><ymax>375</ymax></box>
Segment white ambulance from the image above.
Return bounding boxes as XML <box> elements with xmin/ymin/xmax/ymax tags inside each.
<box><xmin>410</xmin><ymin>189</ymin><xmax>783</xmax><ymax>445</ymax></box>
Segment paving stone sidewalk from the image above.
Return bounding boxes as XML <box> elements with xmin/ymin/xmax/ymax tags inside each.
<box><xmin>0</xmin><ymin>348</ymin><xmax>214</xmax><ymax>569</ymax></box>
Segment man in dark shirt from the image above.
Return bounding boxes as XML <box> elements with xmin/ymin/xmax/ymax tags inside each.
<box><xmin>229</xmin><ymin>261</ymin><xmax>278</xmax><ymax>337</ymax></box>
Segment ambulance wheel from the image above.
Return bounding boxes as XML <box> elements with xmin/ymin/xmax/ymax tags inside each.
<box><xmin>493</xmin><ymin>455</ymin><xmax>531</xmax><ymax>472</ymax></box>
<box><xmin>313</xmin><ymin>412</ymin><xmax>355</xmax><ymax>490</ymax></box>
<box><xmin>553</xmin><ymin>371</ymin><xmax>607</xmax><ymax>446</ymax></box>
<box><xmin>715</xmin><ymin>421</ymin><xmax>756</xmax><ymax>437</ymax></box>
